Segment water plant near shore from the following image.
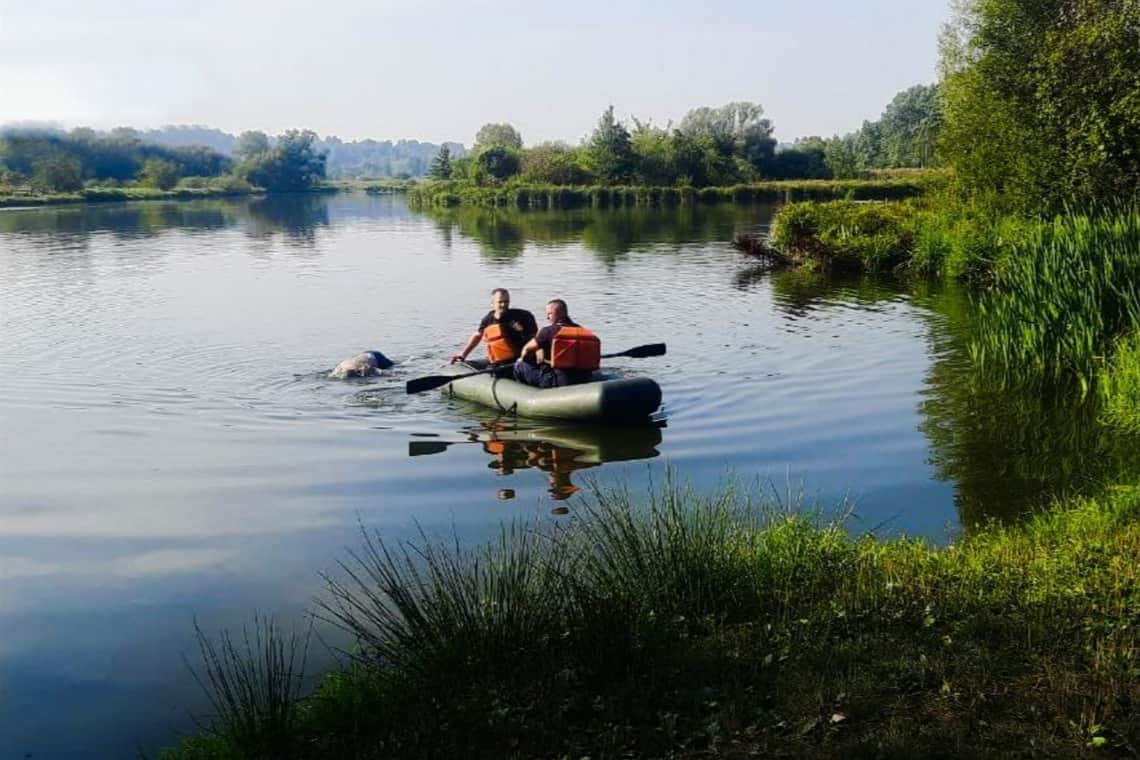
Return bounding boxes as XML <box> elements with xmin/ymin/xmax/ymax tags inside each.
<box><xmin>970</xmin><ymin>208</ymin><xmax>1140</xmax><ymax>388</ymax></box>
<box><xmin>165</xmin><ymin>477</ymin><xmax>1140</xmax><ymax>758</ymax></box>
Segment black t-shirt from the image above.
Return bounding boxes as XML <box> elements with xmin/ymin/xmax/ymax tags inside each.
<box><xmin>534</xmin><ymin>318</ymin><xmax>579</xmax><ymax>357</ymax></box>
<box><xmin>478</xmin><ymin>308</ymin><xmax>538</xmax><ymax>353</ymax></box>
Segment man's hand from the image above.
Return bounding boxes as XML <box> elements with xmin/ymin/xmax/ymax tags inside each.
<box><xmin>450</xmin><ymin>354</ymin><xmax>465</xmax><ymax>364</ymax></box>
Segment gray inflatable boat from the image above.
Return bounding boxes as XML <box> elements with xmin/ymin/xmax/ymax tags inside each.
<box><xmin>439</xmin><ymin>360</ymin><xmax>662</xmax><ymax>422</ymax></box>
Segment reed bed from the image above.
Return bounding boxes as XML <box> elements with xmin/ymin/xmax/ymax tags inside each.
<box><xmin>165</xmin><ymin>478</ymin><xmax>1140</xmax><ymax>758</ymax></box>
<box><xmin>406</xmin><ymin>178</ymin><xmax>934</xmax><ymax>210</ymax></box>
<box><xmin>970</xmin><ymin>208</ymin><xmax>1140</xmax><ymax>388</ymax></box>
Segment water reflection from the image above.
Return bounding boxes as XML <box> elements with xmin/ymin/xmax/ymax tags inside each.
<box><xmin>422</xmin><ymin>203</ymin><xmax>778</xmax><ymax>261</ymax></box>
<box><xmin>244</xmin><ymin>194</ymin><xmax>330</xmax><ymax>246</ymax></box>
<box><xmin>767</xmin><ymin>268</ymin><xmax>908</xmax><ymax>314</ymax></box>
<box><xmin>912</xmin><ymin>283</ymin><xmax>1140</xmax><ymax>526</ymax></box>
<box><xmin>0</xmin><ymin>194</ymin><xmax>337</xmax><ymax>251</ymax></box>
<box><xmin>409</xmin><ymin>419</ymin><xmax>663</xmax><ymax>506</ymax></box>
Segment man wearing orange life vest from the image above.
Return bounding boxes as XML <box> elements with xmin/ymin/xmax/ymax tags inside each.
<box><xmin>513</xmin><ymin>298</ymin><xmax>600</xmax><ymax>388</ymax></box>
<box><xmin>450</xmin><ymin>288</ymin><xmax>538</xmax><ymax>370</ymax></box>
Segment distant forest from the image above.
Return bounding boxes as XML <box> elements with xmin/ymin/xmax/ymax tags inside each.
<box><xmin>137</xmin><ymin>126</ymin><xmax>466</xmax><ymax>179</ymax></box>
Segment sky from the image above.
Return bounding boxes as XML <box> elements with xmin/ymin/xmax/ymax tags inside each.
<box><xmin>0</xmin><ymin>0</ymin><xmax>949</xmax><ymax>146</ymax></box>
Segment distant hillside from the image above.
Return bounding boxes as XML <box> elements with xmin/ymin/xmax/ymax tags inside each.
<box><xmin>142</xmin><ymin>125</ymin><xmax>466</xmax><ymax>178</ymax></box>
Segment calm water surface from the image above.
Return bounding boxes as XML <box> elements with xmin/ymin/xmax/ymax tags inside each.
<box><xmin>2</xmin><ymin>195</ymin><xmax>1137</xmax><ymax>757</ymax></box>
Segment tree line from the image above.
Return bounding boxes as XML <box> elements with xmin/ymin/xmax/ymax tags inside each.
<box><xmin>0</xmin><ymin>127</ymin><xmax>328</xmax><ymax>194</ymax></box>
<box><xmin>428</xmin><ymin>91</ymin><xmax>942</xmax><ymax>188</ymax></box>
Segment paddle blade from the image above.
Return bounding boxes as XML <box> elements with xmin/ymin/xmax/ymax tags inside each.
<box><xmin>408</xmin><ymin>441</ymin><xmax>453</xmax><ymax>456</ymax></box>
<box><xmin>605</xmin><ymin>343</ymin><xmax>666</xmax><ymax>359</ymax></box>
<box><xmin>406</xmin><ymin>374</ymin><xmax>456</xmax><ymax>394</ymax></box>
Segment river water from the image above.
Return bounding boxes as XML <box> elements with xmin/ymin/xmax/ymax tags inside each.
<box><xmin>2</xmin><ymin>194</ymin><xmax>1137</xmax><ymax>757</ymax></box>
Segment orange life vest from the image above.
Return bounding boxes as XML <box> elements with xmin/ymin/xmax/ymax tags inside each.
<box><xmin>482</xmin><ymin>323</ymin><xmax>519</xmax><ymax>363</ymax></box>
<box><xmin>549</xmin><ymin>326</ymin><xmax>600</xmax><ymax>371</ymax></box>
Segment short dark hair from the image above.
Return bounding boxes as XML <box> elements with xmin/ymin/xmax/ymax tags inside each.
<box><xmin>491</xmin><ymin>288</ymin><xmax>510</xmax><ymax>298</ymax></box>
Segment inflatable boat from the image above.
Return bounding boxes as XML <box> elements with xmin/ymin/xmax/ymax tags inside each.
<box><xmin>436</xmin><ymin>360</ymin><xmax>662</xmax><ymax>422</ymax></box>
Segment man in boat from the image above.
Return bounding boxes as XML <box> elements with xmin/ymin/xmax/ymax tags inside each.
<box><xmin>513</xmin><ymin>298</ymin><xmax>600</xmax><ymax>388</ymax></box>
<box><xmin>329</xmin><ymin>350</ymin><xmax>394</xmax><ymax>378</ymax></box>
<box><xmin>450</xmin><ymin>288</ymin><xmax>538</xmax><ymax>373</ymax></box>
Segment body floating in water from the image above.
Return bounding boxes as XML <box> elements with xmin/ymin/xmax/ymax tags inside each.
<box><xmin>330</xmin><ymin>350</ymin><xmax>393</xmax><ymax>378</ymax></box>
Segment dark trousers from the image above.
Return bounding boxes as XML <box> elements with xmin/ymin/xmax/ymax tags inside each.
<box><xmin>515</xmin><ymin>361</ymin><xmax>594</xmax><ymax>388</ymax></box>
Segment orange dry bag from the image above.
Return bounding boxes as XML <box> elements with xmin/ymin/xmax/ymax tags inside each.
<box><xmin>549</xmin><ymin>326</ymin><xmax>600</xmax><ymax>371</ymax></box>
<box><xmin>482</xmin><ymin>323</ymin><xmax>519</xmax><ymax>363</ymax></box>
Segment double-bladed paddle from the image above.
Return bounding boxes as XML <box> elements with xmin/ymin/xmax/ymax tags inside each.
<box><xmin>405</xmin><ymin>342</ymin><xmax>666</xmax><ymax>395</ymax></box>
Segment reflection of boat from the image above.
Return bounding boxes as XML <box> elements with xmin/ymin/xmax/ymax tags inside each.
<box><xmin>409</xmin><ymin>422</ymin><xmax>663</xmax><ymax>501</ymax></box>
<box><xmin>437</xmin><ymin>360</ymin><xmax>662</xmax><ymax>422</ymax></box>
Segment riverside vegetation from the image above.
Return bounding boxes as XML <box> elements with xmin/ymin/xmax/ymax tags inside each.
<box><xmin>164</xmin><ymin>0</ymin><xmax>1140</xmax><ymax>755</ymax></box>
<box><xmin>165</xmin><ymin>478</ymin><xmax>1140</xmax><ymax>758</ymax></box>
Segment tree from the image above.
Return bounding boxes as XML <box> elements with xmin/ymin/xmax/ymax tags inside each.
<box><xmin>939</xmin><ymin>0</ymin><xmax>1140</xmax><ymax>211</ymax></box>
<box><xmin>878</xmin><ymin>84</ymin><xmax>941</xmax><ymax>167</ymax></box>
<box><xmin>235</xmin><ymin>130</ymin><xmax>270</xmax><ymax>161</ymax></box>
<box><xmin>761</xmin><ymin>139</ymin><xmax>831</xmax><ymax>180</ymax></box>
<box><xmin>520</xmin><ymin>142</ymin><xmax>589</xmax><ymax>185</ymax></box>
<box><xmin>239</xmin><ymin>129</ymin><xmax>326</xmax><ymax>191</ymax></box>
<box><xmin>472</xmin><ymin>145</ymin><xmax>521</xmax><ymax>183</ymax></box>
<box><xmin>823</xmin><ymin>136</ymin><xmax>863</xmax><ymax>179</ymax></box>
<box><xmin>32</xmin><ymin>154</ymin><xmax>83</xmax><ymax>192</ymax></box>
<box><xmin>678</xmin><ymin>101</ymin><xmax>776</xmax><ymax>169</ymax></box>
<box><xmin>474</xmin><ymin>123</ymin><xmax>523</xmax><ymax>150</ymax></box>
<box><xmin>429</xmin><ymin>145</ymin><xmax>453</xmax><ymax>179</ymax></box>
<box><xmin>140</xmin><ymin>158</ymin><xmax>179</xmax><ymax>190</ymax></box>
<box><xmin>586</xmin><ymin>106</ymin><xmax>634</xmax><ymax>184</ymax></box>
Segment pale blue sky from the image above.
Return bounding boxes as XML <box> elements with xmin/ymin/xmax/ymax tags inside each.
<box><xmin>0</xmin><ymin>0</ymin><xmax>948</xmax><ymax>145</ymax></box>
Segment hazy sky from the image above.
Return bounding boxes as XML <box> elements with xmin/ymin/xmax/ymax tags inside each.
<box><xmin>0</xmin><ymin>0</ymin><xmax>948</xmax><ymax>146</ymax></box>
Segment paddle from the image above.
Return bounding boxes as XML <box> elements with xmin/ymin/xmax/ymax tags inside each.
<box><xmin>405</xmin><ymin>342</ymin><xmax>666</xmax><ymax>395</ymax></box>
<box><xmin>408</xmin><ymin>440</ymin><xmax>455</xmax><ymax>456</ymax></box>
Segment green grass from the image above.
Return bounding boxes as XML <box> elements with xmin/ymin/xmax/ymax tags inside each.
<box><xmin>164</xmin><ymin>478</ymin><xmax>1140</xmax><ymax>758</ymax></box>
<box><xmin>1100</xmin><ymin>331</ymin><xmax>1140</xmax><ymax>434</ymax></box>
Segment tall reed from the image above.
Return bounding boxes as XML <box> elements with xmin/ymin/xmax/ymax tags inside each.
<box><xmin>183</xmin><ymin>616</ymin><xmax>311</xmax><ymax>758</ymax></box>
<box><xmin>970</xmin><ymin>208</ymin><xmax>1140</xmax><ymax>387</ymax></box>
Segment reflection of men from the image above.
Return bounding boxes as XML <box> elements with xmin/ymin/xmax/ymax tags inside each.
<box><xmin>451</xmin><ymin>288</ymin><xmax>538</xmax><ymax>367</ymax></box>
<box><xmin>514</xmin><ymin>299</ymin><xmax>600</xmax><ymax>388</ymax></box>
<box><xmin>482</xmin><ymin>435</ymin><xmax>593</xmax><ymax>501</ymax></box>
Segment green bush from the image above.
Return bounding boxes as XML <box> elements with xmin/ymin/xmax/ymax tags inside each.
<box><xmin>770</xmin><ymin>199</ymin><xmax>917</xmax><ymax>271</ymax></box>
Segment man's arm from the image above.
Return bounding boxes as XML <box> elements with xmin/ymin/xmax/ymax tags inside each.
<box><xmin>517</xmin><ymin>335</ymin><xmax>540</xmax><ymax>363</ymax></box>
<box><xmin>451</xmin><ymin>331</ymin><xmax>483</xmax><ymax>364</ymax></box>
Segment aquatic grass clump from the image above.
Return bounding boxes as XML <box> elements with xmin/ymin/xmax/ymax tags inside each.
<box><xmin>319</xmin><ymin>522</ymin><xmax>573</xmax><ymax>682</ymax></box>
<box><xmin>970</xmin><ymin>207</ymin><xmax>1140</xmax><ymax>387</ymax></box>
<box><xmin>1099</xmin><ymin>331</ymin><xmax>1140</xmax><ymax>433</ymax></box>
<box><xmin>567</xmin><ymin>478</ymin><xmax>769</xmax><ymax>626</ymax></box>
<box><xmin>179</xmin><ymin>616</ymin><xmax>311</xmax><ymax>759</ymax></box>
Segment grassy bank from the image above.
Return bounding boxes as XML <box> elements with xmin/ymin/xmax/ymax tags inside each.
<box><xmin>0</xmin><ymin>185</ymin><xmax>257</xmax><ymax>208</ymax></box>
<box><xmin>407</xmin><ymin>176</ymin><xmax>942</xmax><ymax>209</ymax></box>
<box><xmin>0</xmin><ymin>182</ymin><xmax>346</xmax><ymax>209</ymax></box>
<box><xmin>165</xmin><ymin>479</ymin><xmax>1140</xmax><ymax>758</ymax></box>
